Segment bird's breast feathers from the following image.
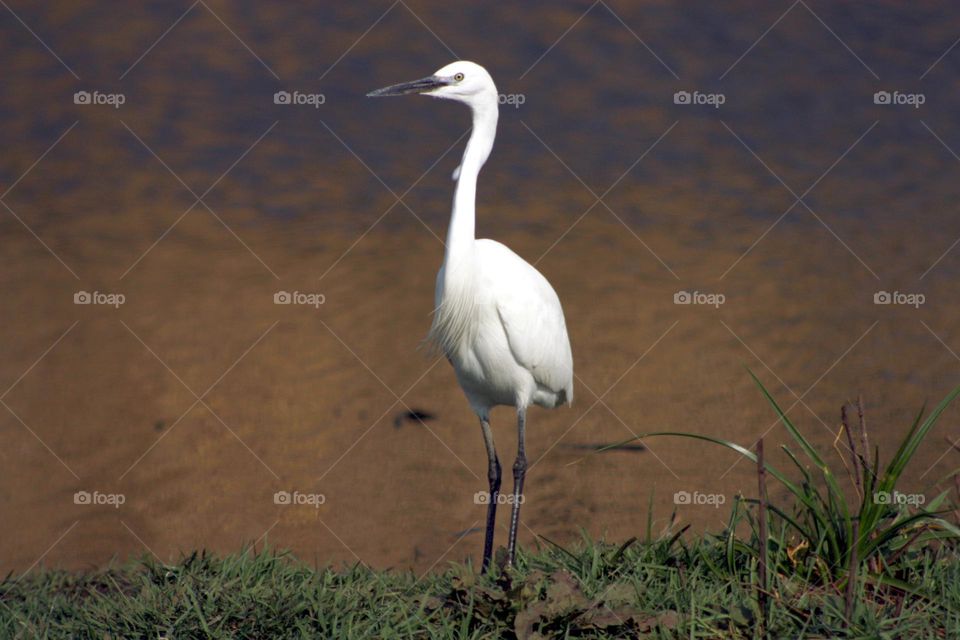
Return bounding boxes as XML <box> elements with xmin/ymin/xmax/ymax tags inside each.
<box><xmin>427</xmin><ymin>240</ymin><xmax>573</xmax><ymax>404</ymax></box>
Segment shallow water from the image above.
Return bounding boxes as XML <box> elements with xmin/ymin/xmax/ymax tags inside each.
<box><xmin>4</xmin><ymin>1</ymin><xmax>960</xmax><ymax>573</ymax></box>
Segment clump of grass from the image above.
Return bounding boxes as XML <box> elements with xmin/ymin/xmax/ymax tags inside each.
<box><xmin>628</xmin><ymin>370</ymin><xmax>960</xmax><ymax>630</ymax></box>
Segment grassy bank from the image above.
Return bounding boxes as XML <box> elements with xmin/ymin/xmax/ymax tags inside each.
<box><xmin>5</xmin><ymin>378</ymin><xmax>960</xmax><ymax>638</ymax></box>
<box><xmin>2</xmin><ymin>538</ymin><xmax>959</xmax><ymax>638</ymax></box>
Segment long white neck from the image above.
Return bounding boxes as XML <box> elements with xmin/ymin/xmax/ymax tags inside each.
<box><xmin>445</xmin><ymin>93</ymin><xmax>498</xmax><ymax>265</ymax></box>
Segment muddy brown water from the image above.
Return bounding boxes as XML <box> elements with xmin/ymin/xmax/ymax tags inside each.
<box><xmin>4</xmin><ymin>2</ymin><xmax>960</xmax><ymax>574</ymax></box>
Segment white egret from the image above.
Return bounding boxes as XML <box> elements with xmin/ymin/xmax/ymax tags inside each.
<box><xmin>368</xmin><ymin>61</ymin><xmax>573</xmax><ymax>572</ymax></box>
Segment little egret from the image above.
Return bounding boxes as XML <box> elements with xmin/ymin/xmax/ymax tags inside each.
<box><xmin>368</xmin><ymin>61</ymin><xmax>573</xmax><ymax>572</ymax></box>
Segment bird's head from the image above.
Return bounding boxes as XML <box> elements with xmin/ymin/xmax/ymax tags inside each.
<box><xmin>367</xmin><ymin>61</ymin><xmax>497</xmax><ymax>108</ymax></box>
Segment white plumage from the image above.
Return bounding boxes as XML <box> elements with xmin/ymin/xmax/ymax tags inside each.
<box><xmin>369</xmin><ymin>60</ymin><xmax>573</xmax><ymax>572</ymax></box>
<box><xmin>431</xmin><ymin>239</ymin><xmax>573</xmax><ymax>413</ymax></box>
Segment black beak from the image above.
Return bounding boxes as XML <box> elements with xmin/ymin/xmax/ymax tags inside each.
<box><xmin>367</xmin><ymin>75</ymin><xmax>449</xmax><ymax>97</ymax></box>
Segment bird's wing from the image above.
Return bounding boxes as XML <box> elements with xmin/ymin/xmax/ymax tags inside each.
<box><xmin>477</xmin><ymin>240</ymin><xmax>573</xmax><ymax>397</ymax></box>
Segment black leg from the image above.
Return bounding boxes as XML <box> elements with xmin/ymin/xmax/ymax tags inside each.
<box><xmin>479</xmin><ymin>417</ymin><xmax>500</xmax><ymax>573</ymax></box>
<box><xmin>507</xmin><ymin>408</ymin><xmax>527</xmax><ymax>566</ymax></box>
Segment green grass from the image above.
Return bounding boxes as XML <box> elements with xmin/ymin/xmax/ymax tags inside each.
<box><xmin>626</xmin><ymin>371</ymin><xmax>960</xmax><ymax>586</ymax></box>
<box><xmin>3</xmin><ymin>539</ymin><xmax>960</xmax><ymax>638</ymax></box>
<box><xmin>5</xmin><ymin>376</ymin><xmax>960</xmax><ymax>638</ymax></box>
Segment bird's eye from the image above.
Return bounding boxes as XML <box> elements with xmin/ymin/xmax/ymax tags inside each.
<box><xmin>454</xmin><ymin>73</ymin><xmax>465</xmax><ymax>82</ymax></box>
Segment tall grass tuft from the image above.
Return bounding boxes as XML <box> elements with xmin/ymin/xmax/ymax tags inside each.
<box><xmin>629</xmin><ymin>370</ymin><xmax>960</xmax><ymax>596</ymax></box>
